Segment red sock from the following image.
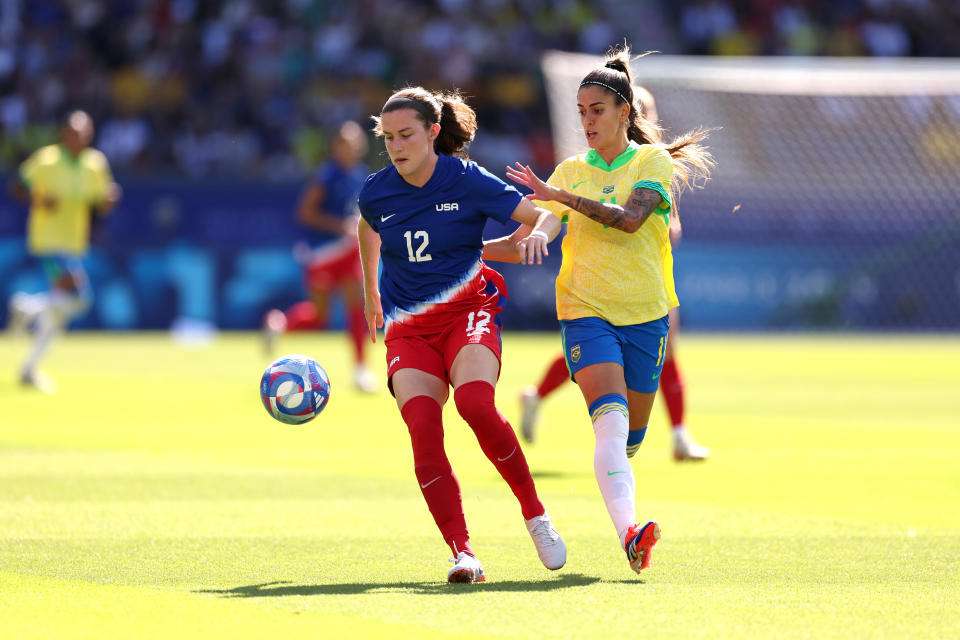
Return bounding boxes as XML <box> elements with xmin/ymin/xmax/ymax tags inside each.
<box><xmin>536</xmin><ymin>355</ymin><xmax>570</xmax><ymax>400</ymax></box>
<box><xmin>346</xmin><ymin>306</ymin><xmax>366</xmax><ymax>362</ymax></box>
<box><xmin>659</xmin><ymin>357</ymin><xmax>685</xmax><ymax>428</ymax></box>
<box><xmin>284</xmin><ymin>301</ymin><xmax>326</xmax><ymax>331</ymax></box>
<box><xmin>401</xmin><ymin>395</ymin><xmax>472</xmax><ymax>557</ymax></box>
<box><xmin>454</xmin><ymin>381</ymin><xmax>544</xmax><ymax>520</ymax></box>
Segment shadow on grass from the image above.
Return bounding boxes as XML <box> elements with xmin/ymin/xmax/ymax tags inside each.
<box><xmin>529</xmin><ymin>470</ymin><xmax>592</xmax><ymax>480</ymax></box>
<box><xmin>197</xmin><ymin>573</ymin><xmax>600</xmax><ymax>597</ymax></box>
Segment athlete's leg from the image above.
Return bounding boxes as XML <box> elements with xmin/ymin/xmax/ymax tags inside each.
<box><xmin>21</xmin><ymin>259</ymin><xmax>89</xmax><ymax>391</ymax></box>
<box><xmin>574</xmin><ymin>362</ymin><xmax>637</xmax><ymax>546</ymax></box>
<box><xmin>341</xmin><ymin>278</ymin><xmax>365</xmax><ymax>362</ymax></box>
<box><xmin>450</xmin><ymin>344</ymin><xmax>544</xmax><ymax>520</ymax></box>
<box><xmin>660</xmin><ymin>310</ymin><xmax>684</xmax><ymax>428</ymax></box>
<box><xmin>451</xmin><ymin>343</ymin><xmax>565</xmax><ymax>570</ymax></box>
<box><xmin>283</xmin><ymin>287</ymin><xmax>330</xmax><ymax>331</ymax></box>
<box><xmin>519</xmin><ymin>353</ymin><xmax>568</xmax><ymax>443</ymax></box>
<box><xmin>660</xmin><ymin>308</ymin><xmax>708</xmax><ymax>460</ymax></box>
<box><xmin>341</xmin><ymin>277</ymin><xmax>376</xmax><ymax>391</ymax></box>
<box><xmin>392</xmin><ymin>367</ymin><xmax>471</xmax><ymax>557</ymax></box>
<box><xmin>537</xmin><ymin>354</ymin><xmax>569</xmax><ymax>400</ymax></box>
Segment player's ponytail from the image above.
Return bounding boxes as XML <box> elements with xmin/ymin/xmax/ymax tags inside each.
<box><xmin>434</xmin><ymin>92</ymin><xmax>476</xmax><ymax>158</ymax></box>
<box><xmin>374</xmin><ymin>86</ymin><xmax>476</xmax><ymax>158</ymax></box>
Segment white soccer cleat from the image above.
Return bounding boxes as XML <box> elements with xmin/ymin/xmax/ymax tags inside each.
<box><xmin>20</xmin><ymin>369</ymin><xmax>58</xmax><ymax>395</ymax></box>
<box><xmin>673</xmin><ymin>428</ymin><xmax>710</xmax><ymax>462</ymax></box>
<box><xmin>519</xmin><ymin>385</ymin><xmax>541</xmax><ymax>444</ymax></box>
<box><xmin>353</xmin><ymin>363</ymin><xmax>378</xmax><ymax>393</ymax></box>
<box><xmin>448</xmin><ymin>551</ymin><xmax>485</xmax><ymax>583</ymax></box>
<box><xmin>525</xmin><ymin>512</ymin><xmax>566</xmax><ymax>570</ymax></box>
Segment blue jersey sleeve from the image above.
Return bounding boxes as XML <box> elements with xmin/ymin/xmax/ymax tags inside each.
<box><xmin>357</xmin><ymin>174</ymin><xmax>379</xmax><ymax>232</ymax></box>
<box><xmin>467</xmin><ymin>162</ymin><xmax>523</xmax><ymax>225</ymax></box>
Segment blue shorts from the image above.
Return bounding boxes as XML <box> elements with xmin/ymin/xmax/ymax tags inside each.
<box><xmin>40</xmin><ymin>256</ymin><xmax>91</xmax><ymax>301</ymax></box>
<box><xmin>560</xmin><ymin>315</ymin><xmax>670</xmax><ymax>394</ymax></box>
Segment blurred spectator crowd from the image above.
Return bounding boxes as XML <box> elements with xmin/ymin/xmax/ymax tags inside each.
<box><xmin>0</xmin><ymin>0</ymin><xmax>957</xmax><ymax>180</ymax></box>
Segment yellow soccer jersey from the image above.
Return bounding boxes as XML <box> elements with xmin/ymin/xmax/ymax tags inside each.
<box><xmin>537</xmin><ymin>141</ymin><xmax>677</xmax><ymax>326</ymax></box>
<box><xmin>19</xmin><ymin>144</ymin><xmax>114</xmax><ymax>256</ymax></box>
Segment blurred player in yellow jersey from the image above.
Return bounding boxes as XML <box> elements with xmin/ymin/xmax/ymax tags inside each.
<box><xmin>7</xmin><ymin>110</ymin><xmax>121</xmax><ymax>392</ymax></box>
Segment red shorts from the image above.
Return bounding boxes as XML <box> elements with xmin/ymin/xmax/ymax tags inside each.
<box><xmin>385</xmin><ymin>297</ymin><xmax>503</xmax><ymax>394</ymax></box>
<box><xmin>305</xmin><ymin>239</ymin><xmax>362</xmax><ymax>291</ymax></box>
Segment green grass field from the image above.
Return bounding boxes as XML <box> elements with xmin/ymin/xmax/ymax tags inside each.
<box><xmin>1</xmin><ymin>331</ymin><xmax>958</xmax><ymax>639</ymax></box>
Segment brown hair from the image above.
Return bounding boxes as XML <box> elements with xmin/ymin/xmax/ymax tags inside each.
<box><xmin>581</xmin><ymin>46</ymin><xmax>716</xmax><ymax>198</ymax></box>
<box><xmin>373</xmin><ymin>87</ymin><xmax>477</xmax><ymax>158</ymax></box>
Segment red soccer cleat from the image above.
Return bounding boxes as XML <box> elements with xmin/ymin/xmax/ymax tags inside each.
<box><xmin>624</xmin><ymin>521</ymin><xmax>661</xmax><ymax>573</ymax></box>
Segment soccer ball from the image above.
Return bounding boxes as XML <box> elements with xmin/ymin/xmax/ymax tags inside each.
<box><xmin>260</xmin><ymin>354</ymin><xmax>331</xmax><ymax>424</ymax></box>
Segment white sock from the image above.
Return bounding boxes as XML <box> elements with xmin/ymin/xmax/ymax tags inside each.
<box><xmin>22</xmin><ymin>292</ymin><xmax>83</xmax><ymax>375</ymax></box>
<box><xmin>593</xmin><ymin>409</ymin><xmax>636</xmax><ymax>546</ymax></box>
<box><xmin>23</xmin><ymin>309</ymin><xmax>62</xmax><ymax>374</ymax></box>
<box><xmin>672</xmin><ymin>424</ymin><xmax>689</xmax><ymax>446</ymax></box>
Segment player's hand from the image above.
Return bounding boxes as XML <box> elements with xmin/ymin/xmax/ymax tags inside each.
<box><xmin>517</xmin><ymin>231</ymin><xmax>549</xmax><ymax>265</ymax></box>
<box><xmin>668</xmin><ymin>218</ymin><xmax>682</xmax><ymax>246</ymax></box>
<box><xmin>364</xmin><ymin>293</ymin><xmax>383</xmax><ymax>343</ymax></box>
<box><xmin>505</xmin><ymin>163</ymin><xmax>556</xmax><ymax>202</ymax></box>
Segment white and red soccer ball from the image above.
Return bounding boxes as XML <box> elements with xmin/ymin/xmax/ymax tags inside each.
<box><xmin>260</xmin><ymin>354</ymin><xmax>330</xmax><ymax>424</ymax></box>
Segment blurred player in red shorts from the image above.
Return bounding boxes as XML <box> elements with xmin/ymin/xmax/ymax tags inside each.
<box><xmin>263</xmin><ymin>121</ymin><xmax>376</xmax><ymax>391</ymax></box>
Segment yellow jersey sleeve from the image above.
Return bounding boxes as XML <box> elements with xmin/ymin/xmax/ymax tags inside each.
<box><xmin>19</xmin><ymin>145</ymin><xmax>54</xmax><ymax>188</ymax></box>
<box><xmin>631</xmin><ymin>146</ymin><xmax>673</xmax><ymax>222</ymax></box>
<box><xmin>83</xmin><ymin>149</ymin><xmax>114</xmax><ymax>206</ymax></box>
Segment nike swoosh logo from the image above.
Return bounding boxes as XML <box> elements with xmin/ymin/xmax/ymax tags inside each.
<box><xmin>420</xmin><ymin>476</ymin><xmax>441</xmax><ymax>488</ymax></box>
<box><xmin>652</xmin><ymin>373</ymin><xmax>661</xmax><ymax>380</ymax></box>
<box><xmin>381</xmin><ymin>213</ymin><xmax>396</xmax><ymax>222</ymax></box>
<box><xmin>571</xmin><ymin>180</ymin><xmax>588</xmax><ymax>190</ymax></box>
<box><xmin>497</xmin><ymin>447</ymin><xmax>517</xmax><ymax>462</ymax></box>
<box><xmin>607</xmin><ymin>470</ymin><xmax>626</xmax><ymax>476</ymax></box>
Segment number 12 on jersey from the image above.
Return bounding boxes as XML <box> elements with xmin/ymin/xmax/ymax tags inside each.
<box><xmin>403</xmin><ymin>230</ymin><xmax>432</xmax><ymax>263</ymax></box>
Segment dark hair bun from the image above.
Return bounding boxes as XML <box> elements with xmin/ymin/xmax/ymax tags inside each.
<box><xmin>604</xmin><ymin>58</ymin><xmax>629</xmax><ymax>73</ymax></box>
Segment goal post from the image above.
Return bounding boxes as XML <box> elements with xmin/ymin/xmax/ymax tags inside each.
<box><xmin>541</xmin><ymin>52</ymin><xmax>960</xmax><ymax>330</ymax></box>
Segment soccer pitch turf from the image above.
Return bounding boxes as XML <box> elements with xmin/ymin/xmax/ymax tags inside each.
<box><xmin>1</xmin><ymin>331</ymin><xmax>958</xmax><ymax>639</ymax></box>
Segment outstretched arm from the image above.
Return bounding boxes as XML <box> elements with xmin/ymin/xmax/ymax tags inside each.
<box><xmin>506</xmin><ymin>162</ymin><xmax>664</xmax><ymax>234</ymax></box>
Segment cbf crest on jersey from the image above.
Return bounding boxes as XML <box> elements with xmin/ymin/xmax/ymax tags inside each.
<box><xmin>602</xmin><ymin>185</ymin><xmax>615</xmax><ymax>194</ymax></box>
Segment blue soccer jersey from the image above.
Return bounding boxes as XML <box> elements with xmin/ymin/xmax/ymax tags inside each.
<box><xmin>303</xmin><ymin>160</ymin><xmax>369</xmax><ymax>247</ymax></box>
<box><xmin>358</xmin><ymin>153</ymin><xmax>522</xmax><ymax>334</ymax></box>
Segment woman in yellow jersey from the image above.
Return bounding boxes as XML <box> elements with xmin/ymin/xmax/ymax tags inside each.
<box><xmin>7</xmin><ymin>111</ymin><xmax>121</xmax><ymax>392</ymax></box>
<box><xmin>517</xmin><ymin>86</ymin><xmax>711</xmax><ymax>464</ymax></box>
<box><xmin>493</xmin><ymin>46</ymin><xmax>714</xmax><ymax>574</ymax></box>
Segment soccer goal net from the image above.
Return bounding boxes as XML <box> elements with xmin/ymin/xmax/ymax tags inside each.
<box><xmin>541</xmin><ymin>52</ymin><xmax>960</xmax><ymax>330</ymax></box>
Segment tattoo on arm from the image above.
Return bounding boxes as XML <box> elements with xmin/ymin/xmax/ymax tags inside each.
<box><xmin>559</xmin><ymin>187</ymin><xmax>663</xmax><ymax>233</ymax></box>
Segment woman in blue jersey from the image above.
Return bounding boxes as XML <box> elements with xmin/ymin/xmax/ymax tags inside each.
<box><xmin>262</xmin><ymin>121</ymin><xmax>377</xmax><ymax>392</ymax></box>
<box><xmin>497</xmin><ymin>46</ymin><xmax>715</xmax><ymax>574</ymax></box>
<box><xmin>357</xmin><ymin>86</ymin><xmax>565</xmax><ymax>583</ymax></box>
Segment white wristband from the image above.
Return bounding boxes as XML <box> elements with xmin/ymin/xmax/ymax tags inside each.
<box><xmin>528</xmin><ymin>230</ymin><xmax>549</xmax><ymax>242</ymax></box>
